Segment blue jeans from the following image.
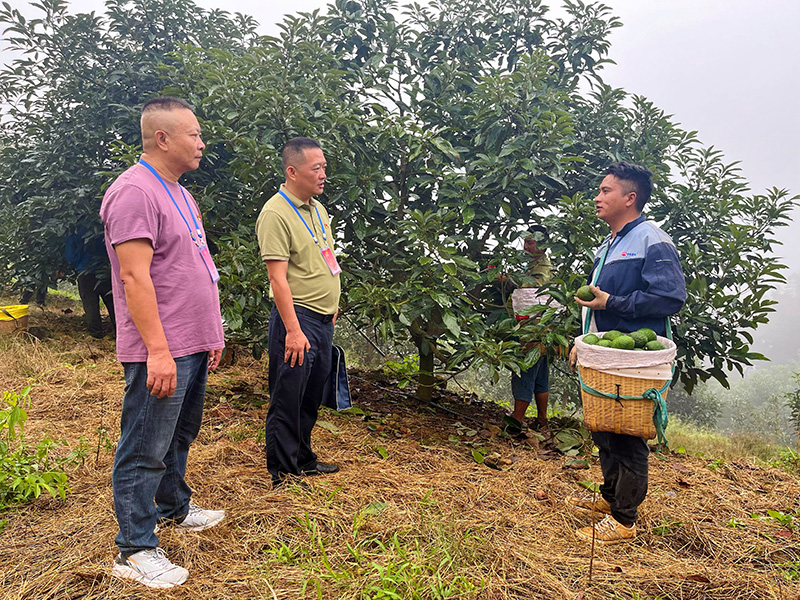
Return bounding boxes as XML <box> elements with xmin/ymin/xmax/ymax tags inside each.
<box><xmin>112</xmin><ymin>352</ymin><xmax>208</xmax><ymax>555</ymax></box>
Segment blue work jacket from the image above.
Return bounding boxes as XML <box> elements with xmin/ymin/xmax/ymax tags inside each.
<box><xmin>589</xmin><ymin>215</ymin><xmax>686</xmax><ymax>336</ymax></box>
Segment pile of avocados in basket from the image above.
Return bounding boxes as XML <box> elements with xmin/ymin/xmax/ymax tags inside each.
<box><xmin>582</xmin><ymin>328</ymin><xmax>666</xmax><ymax>351</ymax></box>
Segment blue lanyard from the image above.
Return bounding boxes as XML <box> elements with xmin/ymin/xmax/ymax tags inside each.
<box><xmin>279</xmin><ymin>190</ymin><xmax>327</xmax><ymax>246</ymax></box>
<box><xmin>139</xmin><ymin>159</ymin><xmax>204</xmax><ymax>246</ymax></box>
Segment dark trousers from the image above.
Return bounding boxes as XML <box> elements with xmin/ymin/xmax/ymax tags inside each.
<box><xmin>592</xmin><ymin>431</ymin><xmax>649</xmax><ymax>525</ymax></box>
<box><xmin>265</xmin><ymin>306</ymin><xmax>333</xmax><ymax>485</ymax></box>
<box><xmin>77</xmin><ymin>273</ymin><xmax>115</xmax><ymax>337</ymax></box>
<box><xmin>20</xmin><ymin>285</ymin><xmax>47</xmax><ymax>305</ymax></box>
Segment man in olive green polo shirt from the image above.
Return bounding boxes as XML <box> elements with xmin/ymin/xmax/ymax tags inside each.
<box><xmin>256</xmin><ymin>137</ymin><xmax>342</xmax><ymax>487</ymax></box>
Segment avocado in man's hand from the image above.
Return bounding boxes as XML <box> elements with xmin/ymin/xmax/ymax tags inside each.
<box><xmin>576</xmin><ymin>285</ymin><xmax>595</xmax><ymax>302</ymax></box>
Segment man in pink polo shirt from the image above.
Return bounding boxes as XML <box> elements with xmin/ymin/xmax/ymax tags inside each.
<box><xmin>100</xmin><ymin>96</ymin><xmax>225</xmax><ymax>589</ymax></box>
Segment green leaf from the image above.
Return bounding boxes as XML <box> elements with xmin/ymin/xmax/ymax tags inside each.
<box><xmin>316</xmin><ymin>421</ymin><xmax>341</xmax><ymax>434</ymax></box>
<box><xmin>462</xmin><ymin>207</ymin><xmax>475</xmax><ymax>225</ymax></box>
<box><xmin>442</xmin><ymin>311</ymin><xmax>460</xmax><ymax>336</ymax></box>
<box><xmin>361</xmin><ymin>501</ymin><xmax>388</xmax><ymax>516</ymax></box>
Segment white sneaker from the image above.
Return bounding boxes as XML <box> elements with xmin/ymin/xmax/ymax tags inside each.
<box><xmin>111</xmin><ymin>548</ymin><xmax>189</xmax><ymax>588</ymax></box>
<box><xmin>175</xmin><ymin>502</ymin><xmax>225</xmax><ymax>532</ymax></box>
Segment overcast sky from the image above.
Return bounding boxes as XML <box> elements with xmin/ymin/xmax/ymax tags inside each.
<box><xmin>7</xmin><ymin>0</ymin><xmax>800</xmax><ymax>269</ymax></box>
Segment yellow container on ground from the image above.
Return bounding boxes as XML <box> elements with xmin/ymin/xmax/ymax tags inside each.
<box><xmin>0</xmin><ymin>305</ymin><xmax>29</xmax><ymax>335</ymax></box>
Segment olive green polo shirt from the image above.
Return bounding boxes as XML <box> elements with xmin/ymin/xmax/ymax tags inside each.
<box><xmin>255</xmin><ymin>185</ymin><xmax>341</xmax><ymax>315</ymax></box>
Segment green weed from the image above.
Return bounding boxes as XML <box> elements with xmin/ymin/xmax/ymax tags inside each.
<box><xmin>259</xmin><ymin>504</ymin><xmax>485</xmax><ymax>599</ymax></box>
<box><xmin>0</xmin><ymin>385</ymin><xmax>75</xmax><ymax>510</ymax></box>
<box><xmin>726</xmin><ymin>518</ymin><xmax>746</xmax><ymax>529</ymax></box>
<box><xmin>750</xmin><ymin>509</ymin><xmax>799</xmax><ymax>529</ymax></box>
<box><xmin>769</xmin><ymin>448</ymin><xmax>800</xmax><ymax>476</ymax></box>
<box><xmin>651</xmin><ymin>519</ymin><xmax>683</xmax><ymax>535</ymax></box>
<box><xmin>776</xmin><ymin>561</ymin><xmax>800</xmax><ymax>582</ymax></box>
<box><xmin>383</xmin><ymin>356</ymin><xmax>419</xmax><ymax>390</ymax></box>
<box><xmin>707</xmin><ymin>458</ymin><xmax>728</xmax><ymax>471</ymax></box>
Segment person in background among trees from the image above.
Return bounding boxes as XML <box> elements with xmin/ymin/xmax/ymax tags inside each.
<box><xmin>256</xmin><ymin>137</ymin><xmax>342</xmax><ymax>489</ymax></box>
<box><xmin>64</xmin><ymin>230</ymin><xmax>115</xmax><ymax>338</ymax></box>
<box><xmin>100</xmin><ymin>96</ymin><xmax>226</xmax><ymax>588</ymax></box>
<box><xmin>499</xmin><ymin>225</ymin><xmax>553</xmax><ymax>433</ymax></box>
<box><xmin>567</xmin><ymin>162</ymin><xmax>686</xmax><ymax>545</ymax></box>
<box><xmin>19</xmin><ymin>282</ymin><xmax>48</xmax><ymax>306</ymax></box>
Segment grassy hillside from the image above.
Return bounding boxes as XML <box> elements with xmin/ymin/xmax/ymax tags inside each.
<box><xmin>1</xmin><ymin>293</ymin><xmax>799</xmax><ymax>599</ymax></box>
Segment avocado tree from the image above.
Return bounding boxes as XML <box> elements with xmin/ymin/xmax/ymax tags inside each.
<box><xmin>158</xmin><ymin>0</ymin><xmax>618</xmax><ymax>398</ymax></box>
<box><xmin>175</xmin><ymin>0</ymin><xmax>794</xmax><ymax>397</ymax></box>
<box><xmin>0</xmin><ymin>0</ymin><xmax>258</xmax><ymax>296</ymax></box>
<box><xmin>1</xmin><ymin>0</ymin><xmax>794</xmax><ymax>400</ymax></box>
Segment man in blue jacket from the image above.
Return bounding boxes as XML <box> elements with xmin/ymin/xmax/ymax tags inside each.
<box><xmin>568</xmin><ymin>162</ymin><xmax>686</xmax><ymax>544</ymax></box>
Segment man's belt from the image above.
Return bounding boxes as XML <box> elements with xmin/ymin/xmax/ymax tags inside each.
<box><xmin>295</xmin><ymin>305</ymin><xmax>335</xmax><ymax>323</ymax></box>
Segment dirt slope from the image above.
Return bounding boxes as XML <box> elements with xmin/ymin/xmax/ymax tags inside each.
<box><xmin>0</xmin><ymin>299</ymin><xmax>798</xmax><ymax>599</ymax></box>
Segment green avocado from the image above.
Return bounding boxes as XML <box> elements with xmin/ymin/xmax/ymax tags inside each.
<box><xmin>629</xmin><ymin>331</ymin><xmax>649</xmax><ymax>348</ymax></box>
<box><xmin>636</xmin><ymin>328</ymin><xmax>658</xmax><ymax>342</ymax></box>
<box><xmin>576</xmin><ymin>285</ymin><xmax>595</xmax><ymax>302</ymax></box>
<box><xmin>611</xmin><ymin>335</ymin><xmax>636</xmax><ymax>350</ymax></box>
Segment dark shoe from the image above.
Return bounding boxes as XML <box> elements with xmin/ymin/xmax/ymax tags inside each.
<box><xmin>301</xmin><ymin>462</ymin><xmax>339</xmax><ymax>476</ymax></box>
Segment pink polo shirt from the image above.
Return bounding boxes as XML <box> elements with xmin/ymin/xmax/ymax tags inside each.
<box><xmin>100</xmin><ymin>163</ymin><xmax>224</xmax><ymax>362</ymax></box>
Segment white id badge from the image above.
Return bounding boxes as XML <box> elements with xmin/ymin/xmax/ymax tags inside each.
<box><xmin>198</xmin><ymin>243</ymin><xmax>220</xmax><ymax>283</ymax></box>
<box><xmin>321</xmin><ymin>247</ymin><xmax>342</xmax><ymax>275</ymax></box>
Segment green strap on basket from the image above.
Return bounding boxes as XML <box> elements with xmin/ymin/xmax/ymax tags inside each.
<box><xmin>577</xmin><ymin>370</ymin><xmax>670</xmax><ymax>450</ymax></box>
<box><xmin>582</xmin><ymin>240</ymin><xmax>611</xmax><ymax>336</ymax></box>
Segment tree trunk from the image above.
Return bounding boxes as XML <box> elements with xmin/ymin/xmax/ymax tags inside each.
<box><xmin>414</xmin><ymin>337</ymin><xmax>436</xmax><ymax>402</ymax></box>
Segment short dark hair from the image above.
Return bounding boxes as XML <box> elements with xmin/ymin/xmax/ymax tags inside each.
<box><xmin>605</xmin><ymin>162</ymin><xmax>653</xmax><ymax>211</ymax></box>
<box><xmin>526</xmin><ymin>224</ymin><xmax>548</xmax><ymax>243</ymax></box>
<box><xmin>282</xmin><ymin>137</ymin><xmax>322</xmax><ymax>172</ymax></box>
<box><xmin>141</xmin><ymin>96</ymin><xmax>194</xmax><ymax>114</ymax></box>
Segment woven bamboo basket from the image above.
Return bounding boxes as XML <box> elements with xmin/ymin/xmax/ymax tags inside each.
<box><xmin>579</xmin><ymin>365</ymin><xmax>669</xmax><ymax>439</ymax></box>
<box><xmin>0</xmin><ymin>305</ymin><xmax>29</xmax><ymax>336</ymax></box>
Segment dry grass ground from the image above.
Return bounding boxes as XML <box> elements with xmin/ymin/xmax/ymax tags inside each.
<box><xmin>1</xmin><ymin>295</ymin><xmax>799</xmax><ymax>599</ymax></box>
